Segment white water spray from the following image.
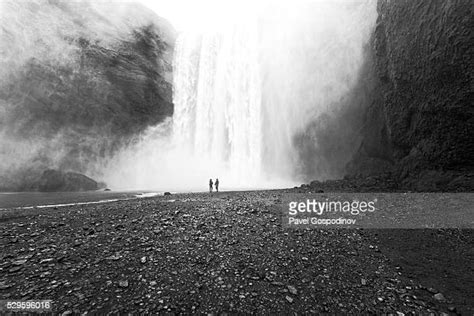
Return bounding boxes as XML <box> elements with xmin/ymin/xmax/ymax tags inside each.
<box><xmin>104</xmin><ymin>0</ymin><xmax>377</xmax><ymax>191</ymax></box>
<box><xmin>173</xmin><ymin>21</ymin><xmax>265</xmax><ymax>187</ymax></box>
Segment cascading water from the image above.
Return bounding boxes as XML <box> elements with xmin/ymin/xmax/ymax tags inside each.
<box><xmin>172</xmin><ymin>22</ymin><xmax>265</xmax><ymax>187</ymax></box>
<box><xmin>103</xmin><ymin>1</ymin><xmax>378</xmax><ymax>191</ymax></box>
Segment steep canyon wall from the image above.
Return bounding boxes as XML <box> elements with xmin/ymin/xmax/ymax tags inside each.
<box><xmin>347</xmin><ymin>0</ymin><xmax>473</xmax><ymax>190</ymax></box>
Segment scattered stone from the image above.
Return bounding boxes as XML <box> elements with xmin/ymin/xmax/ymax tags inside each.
<box><xmin>287</xmin><ymin>285</ymin><xmax>297</xmax><ymax>295</ymax></box>
<box><xmin>433</xmin><ymin>293</ymin><xmax>446</xmax><ymax>301</ymax></box>
<box><xmin>0</xmin><ymin>282</ymin><xmax>12</xmax><ymax>290</ymax></box>
<box><xmin>0</xmin><ymin>189</ymin><xmax>469</xmax><ymax>314</ymax></box>
<box><xmin>106</xmin><ymin>254</ymin><xmax>121</xmax><ymax>261</ymax></box>
<box><xmin>75</xmin><ymin>293</ymin><xmax>85</xmax><ymax>300</ymax></box>
<box><xmin>8</xmin><ymin>266</ymin><xmax>22</xmax><ymax>273</ymax></box>
<box><xmin>427</xmin><ymin>287</ymin><xmax>438</xmax><ymax>294</ymax></box>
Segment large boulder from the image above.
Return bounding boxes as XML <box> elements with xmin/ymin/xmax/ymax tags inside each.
<box><xmin>37</xmin><ymin>170</ymin><xmax>99</xmax><ymax>192</ymax></box>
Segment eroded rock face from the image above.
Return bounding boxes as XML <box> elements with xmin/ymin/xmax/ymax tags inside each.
<box><xmin>347</xmin><ymin>0</ymin><xmax>473</xmax><ymax>190</ymax></box>
<box><xmin>36</xmin><ymin>170</ymin><xmax>99</xmax><ymax>192</ymax></box>
<box><xmin>0</xmin><ymin>1</ymin><xmax>176</xmax><ymax>191</ymax></box>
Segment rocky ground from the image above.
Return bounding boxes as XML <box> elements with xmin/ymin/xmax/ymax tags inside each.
<box><xmin>0</xmin><ymin>190</ymin><xmax>473</xmax><ymax>314</ymax></box>
<box><xmin>297</xmin><ymin>172</ymin><xmax>474</xmax><ymax>193</ymax></box>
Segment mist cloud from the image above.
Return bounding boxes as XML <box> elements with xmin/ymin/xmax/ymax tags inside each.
<box><xmin>102</xmin><ymin>0</ymin><xmax>377</xmax><ymax>190</ymax></box>
<box><xmin>0</xmin><ymin>0</ymin><xmax>175</xmax><ymax>190</ymax></box>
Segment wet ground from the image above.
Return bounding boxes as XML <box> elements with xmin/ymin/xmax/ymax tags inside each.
<box><xmin>0</xmin><ymin>191</ymin><xmax>472</xmax><ymax>314</ymax></box>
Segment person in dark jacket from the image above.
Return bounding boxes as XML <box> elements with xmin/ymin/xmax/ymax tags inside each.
<box><xmin>215</xmin><ymin>178</ymin><xmax>219</xmax><ymax>192</ymax></box>
<box><xmin>209</xmin><ymin>179</ymin><xmax>213</xmax><ymax>193</ymax></box>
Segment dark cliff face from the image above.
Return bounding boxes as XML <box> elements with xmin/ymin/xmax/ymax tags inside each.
<box><xmin>346</xmin><ymin>0</ymin><xmax>473</xmax><ymax>190</ymax></box>
<box><xmin>0</xmin><ymin>1</ymin><xmax>176</xmax><ymax>191</ymax></box>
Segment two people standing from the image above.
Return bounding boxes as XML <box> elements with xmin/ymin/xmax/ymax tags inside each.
<box><xmin>209</xmin><ymin>178</ymin><xmax>219</xmax><ymax>193</ymax></box>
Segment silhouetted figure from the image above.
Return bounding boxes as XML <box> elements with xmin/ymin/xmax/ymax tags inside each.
<box><xmin>215</xmin><ymin>178</ymin><xmax>219</xmax><ymax>192</ymax></box>
<box><xmin>209</xmin><ymin>179</ymin><xmax>213</xmax><ymax>193</ymax></box>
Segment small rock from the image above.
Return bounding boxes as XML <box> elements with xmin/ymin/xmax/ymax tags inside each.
<box><xmin>140</xmin><ymin>256</ymin><xmax>147</xmax><ymax>264</ymax></box>
<box><xmin>434</xmin><ymin>293</ymin><xmax>446</xmax><ymax>301</ymax></box>
<box><xmin>75</xmin><ymin>293</ymin><xmax>85</xmax><ymax>300</ymax></box>
<box><xmin>8</xmin><ymin>266</ymin><xmax>22</xmax><ymax>273</ymax></box>
<box><xmin>285</xmin><ymin>296</ymin><xmax>294</xmax><ymax>303</ymax></box>
<box><xmin>427</xmin><ymin>287</ymin><xmax>438</xmax><ymax>294</ymax></box>
<box><xmin>164</xmin><ymin>192</ymin><xmax>171</xmax><ymax>196</ymax></box>
<box><xmin>287</xmin><ymin>285</ymin><xmax>297</xmax><ymax>295</ymax></box>
<box><xmin>12</xmin><ymin>259</ymin><xmax>27</xmax><ymax>266</ymax></box>
<box><xmin>106</xmin><ymin>254</ymin><xmax>121</xmax><ymax>261</ymax></box>
<box><xmin>0</xmin><ymin>282</ymin><xmax>12</xmax><ymax>290</ymax></box>
<box><xmin>61</xmin><ymin>311</ymin><xmax>73</xmax><ymax>316</ymax></box>
<box><xmin>361</xmin><ymin>278</ymin><xmax>367</xmax><ymax>285</ymax></box>
<box><xmin>119</xmin><ymin>280</ymin><xmax>129</xmax><ymax>288</ymax></box>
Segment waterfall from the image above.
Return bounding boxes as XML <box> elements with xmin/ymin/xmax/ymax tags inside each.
<box><xmin>172</xmin><ymin>22</ymin><xmax>266</xmax><ymax>187</ymax></box>
<box><xmin>103</xmin><ymin>1</ymin><xmax>378</xmax><ymax>191</ymax></box>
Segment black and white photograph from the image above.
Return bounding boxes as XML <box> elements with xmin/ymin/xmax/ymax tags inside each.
<box><xmin>0</xmin><ymin>0</ymin><xmax>472</xmax><ymax>314</ymax></box>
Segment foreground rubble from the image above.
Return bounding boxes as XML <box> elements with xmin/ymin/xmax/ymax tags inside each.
<box><xmin>0</xmin><ymin>191</ymin><xmax>472</xmax><ymax>314</ymax></box>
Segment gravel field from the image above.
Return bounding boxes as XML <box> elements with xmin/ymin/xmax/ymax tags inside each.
<box><xmin>1</xmin><ymin>191</ymin><xmax>472</xmax><ymax>314</ymax></box>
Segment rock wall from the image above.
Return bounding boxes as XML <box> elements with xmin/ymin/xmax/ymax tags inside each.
<box><xmin>347</xmin><ymin>0</ymin><xmax>473</xmax><ymax>191</ymax></box>
<box><xmin>0</xmin><ymin>1</ymin><xmax>176</xmax><ymax>191</ymax></box>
